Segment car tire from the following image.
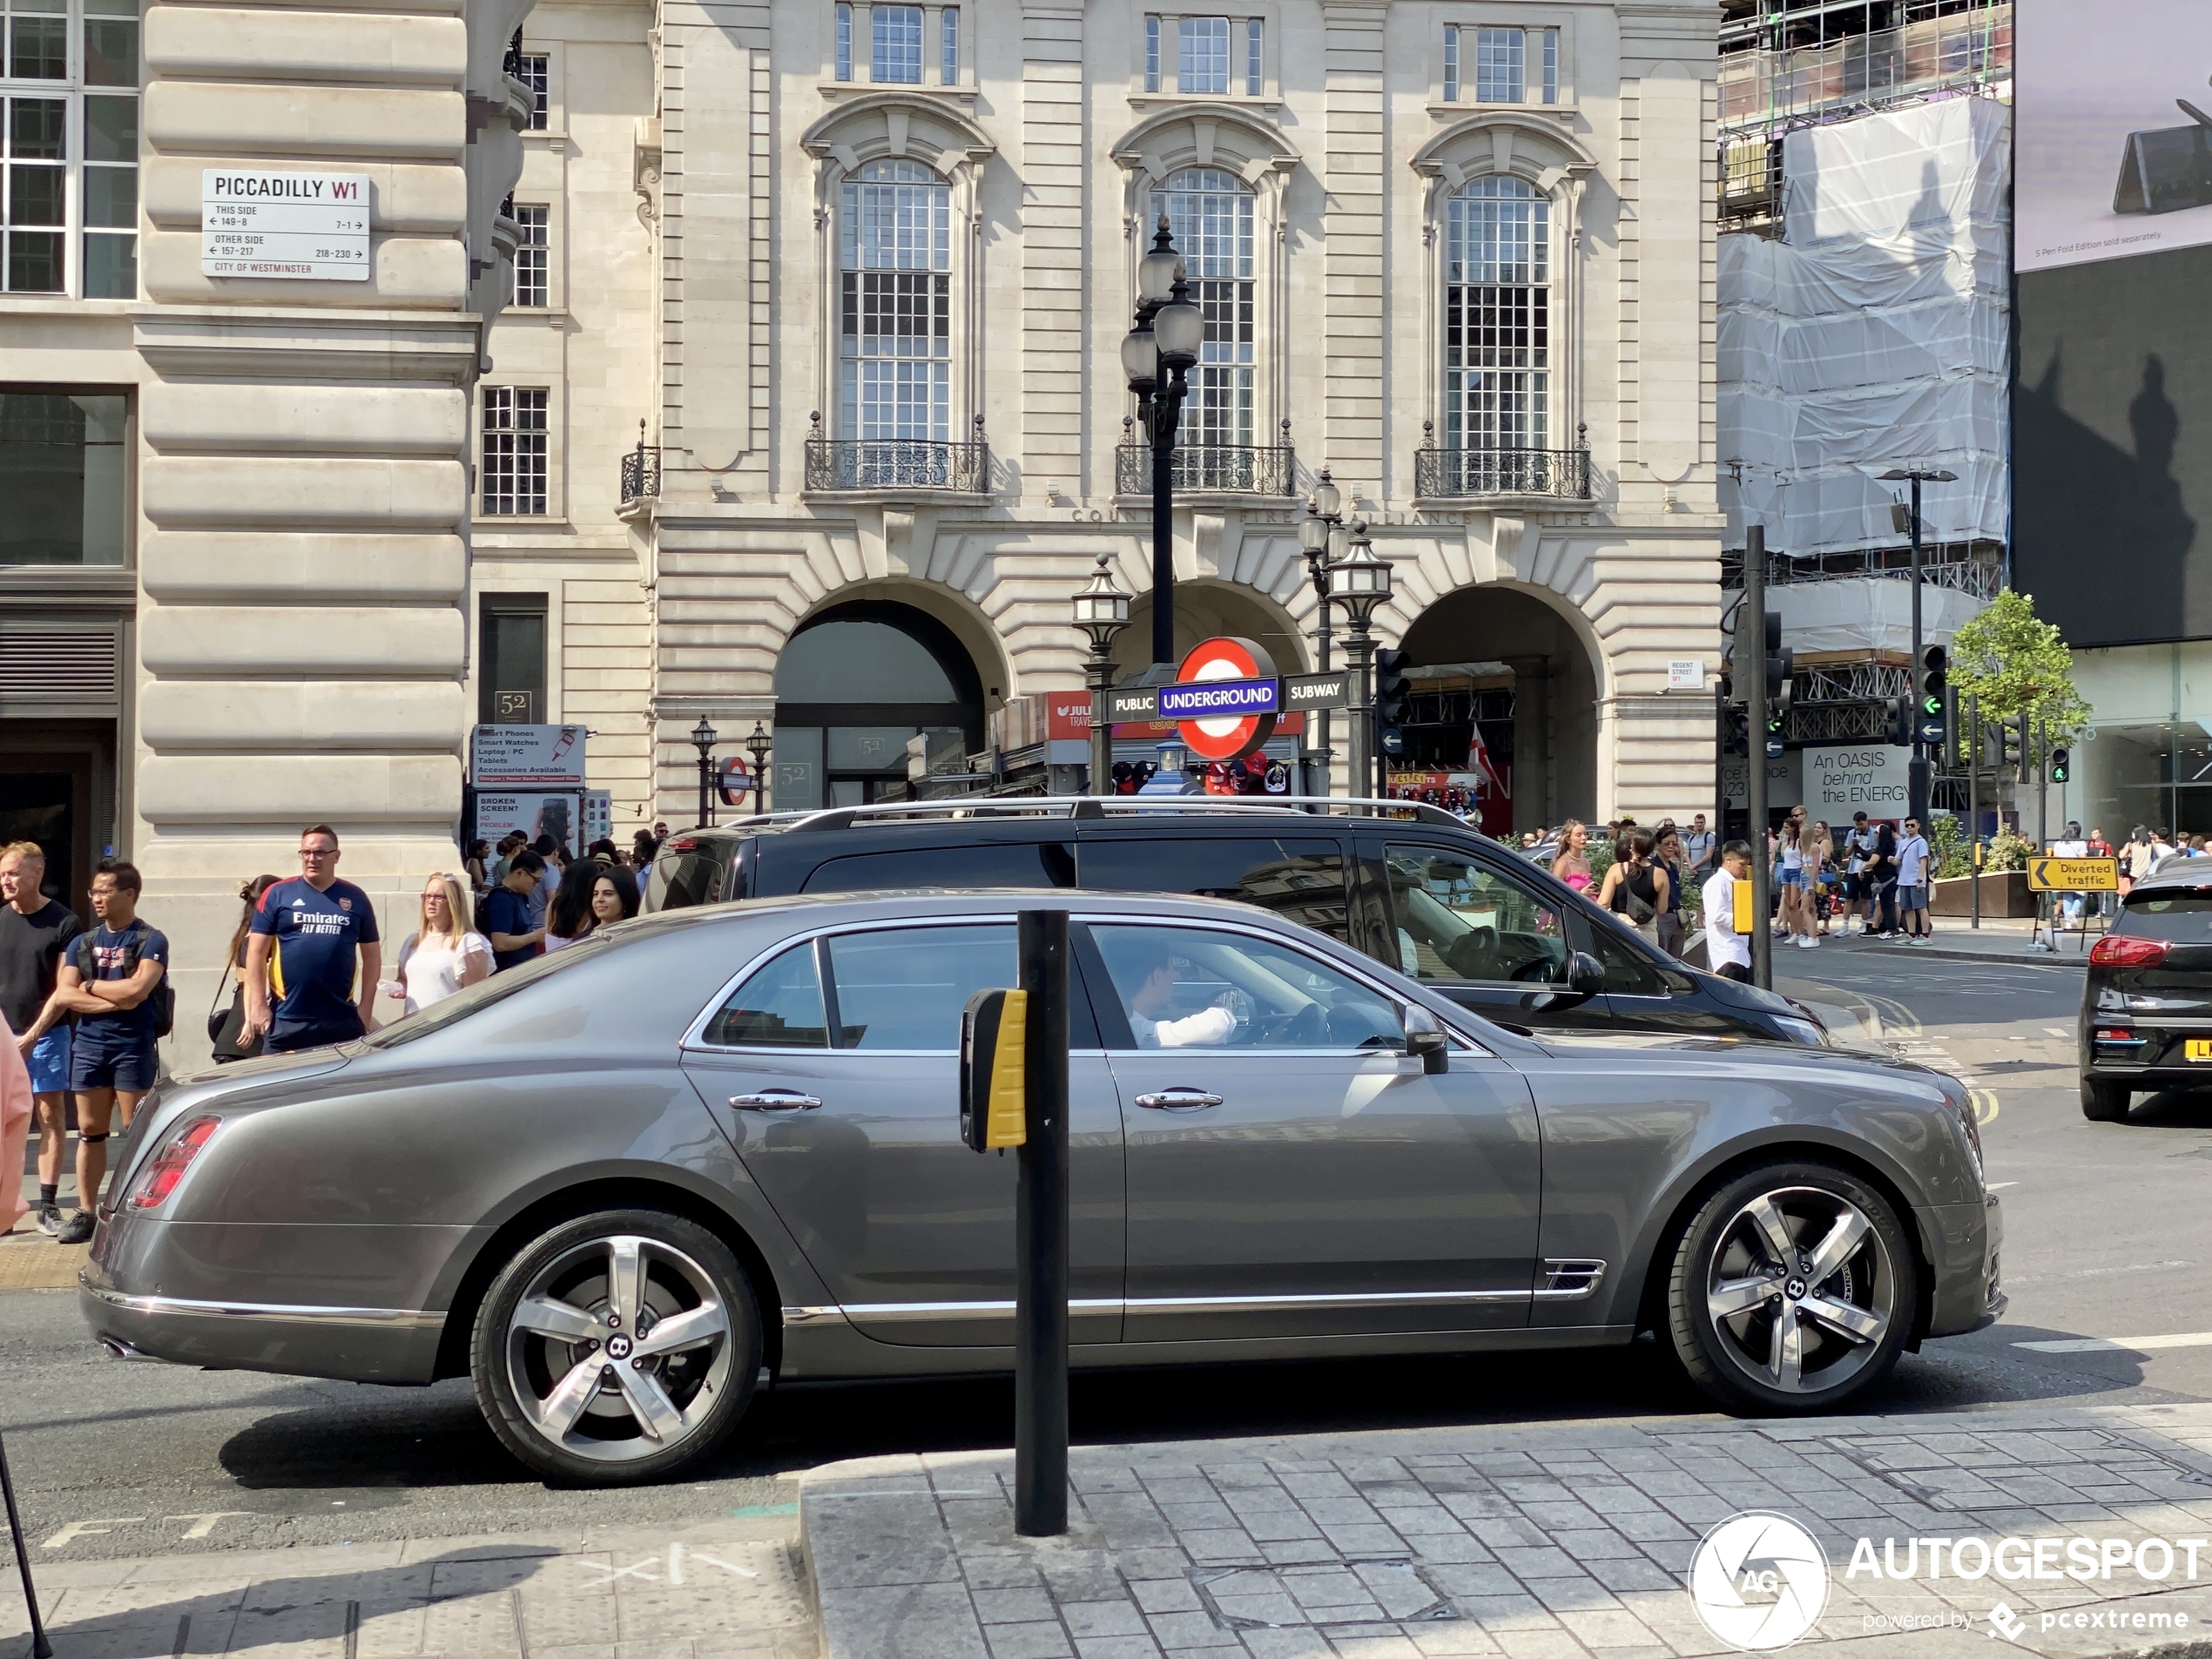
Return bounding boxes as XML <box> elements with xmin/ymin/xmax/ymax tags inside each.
<box><xmin>470</xmin><ymin>1207</ymin><xmax>760</xmax><ymax>1485</ymax></box>
<box><xmin>2080</xmin><ymin>1076</ymin><xmax>2132</xmax><ymax>1122</ymax></box>
<box><xmin>1665</xmin><ymin>1161</ymin><xmax>1919</xmax><ymax>1415</ymax></box>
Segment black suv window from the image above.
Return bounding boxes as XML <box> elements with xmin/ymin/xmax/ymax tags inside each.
<box><xmin>654</xmin><ymin>848</ymin><xmax>730</xmax><ymax>908</ymax></box>
<box><xmin>800</xmin><ymin>842</ymin><xmax>1075</xmax><ymax>893</ymax></box>
<box><xmin>2117</xmin><ymin>890</ymin><xmax>2212</xmax><ymax>941</ymax></box>
<box><xmin>1077</xmin><ymin>836</ymin><xmax>1350</xmax><ymax>941</ymax></box>
<box><xmin>1381</xmin><ymin>843</ymin><xmax>1566</xmax><ymax>986</ymax></box>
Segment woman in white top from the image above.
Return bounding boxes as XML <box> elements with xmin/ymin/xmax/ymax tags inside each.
<box><xmin>1776</xmin><ymin>817</ymin><xmax>1807</xmax><ymax>944</ymax></box>
<box><xmin>381</xmin><ymin>873</ymin><xmax>494</xmax><ymax>1014</ymax></box>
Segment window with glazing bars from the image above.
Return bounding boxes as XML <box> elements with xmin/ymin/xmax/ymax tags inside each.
<box><xmin>2</xmin><ymin>0</ymin><xmax>137</xmax><ymax>296</ymax></box>
<box><xmin>1179</xmin><ymin>16</ymin><xmax>1229</xmax><ymax>93</ymax></box>
<box><xmin>512</xmin><ymin>205</ymin><xmax>547</xmax><ymax>307</ymax></box>
<box><xmin>840</xmin><ymin>159</ymin><xmax>949</xmax><ymax>442</ymax></box>
<box><xmin>516</xmin><ymin>52</ymin><xmax>547</xmax><ymax>127</ymax></box>
<box><xmin>872</xmin><ymin>4</ymin><xmax>921</xmax><ymax>83</ymax></box>
<box><xmin>482</xmin><ymin>387</ymin><xmax>550</xmax><ymax>515</ymax></box>
<box><xmin>1144</xmin><ymin>14</ymin><xmax>1160</xmax><ymax>91</ymax></box>
<box><xmin>1152</xmin><ymin>167</ymin><xmax>1254</xmax><ymax>452</ymax></box>
<box><xmin>941</xmin><ymin>7</ymin><xmax>957</xmax><ymax>83</ymax></box>
<box><xmin>1443</xmin><ymin>24</ymin><xmax>1460</xmax><ymax>101</ymax></box>
<box><xmin>1455</xmin><ymin>25</ymin><xmax>1558</xmax><ymax>104</ymax></box>
<box><xmin>1244</xmin><ymin>17</ymin><xmax>1261</xmax><ymax>94</ymax></box>
<box><xmin>1442</xmin><ymin>175</ymin><xmax>1548</xmax><ymax>454</ymax></box>
<box><xmin>835</xmin><ymin>4</ymin><xmax>851</xmax><ymax>80</ymax></box>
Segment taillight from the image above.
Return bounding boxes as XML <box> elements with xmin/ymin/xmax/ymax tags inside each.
<box><xmin>664</xmin><ymin>836</ymin><xmax>699</xmax><ymax>853</ymax></box>
<box><xmin>2091</xmin><ymin>935</ymin><xmax>2171</xmax><ymax>968</ymax></box>
<box><xmin>129</xmin><ymin>1116</ymin><xmax>220</xmax><ymax>1210</ymax></box>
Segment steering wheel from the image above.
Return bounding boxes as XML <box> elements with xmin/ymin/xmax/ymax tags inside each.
<box><xmin>1441</xmin><ymin>927</ymin><xmax>1499</xmax><ymax>979</ymax></box>
<box><xmin>1509</xmin><ymin>954</ymin><xmax>1562</xmax><ymax>983</ymax></box>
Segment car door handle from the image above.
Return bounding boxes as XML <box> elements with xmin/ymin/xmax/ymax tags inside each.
<box><xmin>730</xmin><ymin>1089</ymin><xmax>822</xmax><ymax>1111</ymax></box>
<box><xmin>1133</xmin><ymin>1088</ymin><xmax>1224</xmax><ymax>1110</ymax></box>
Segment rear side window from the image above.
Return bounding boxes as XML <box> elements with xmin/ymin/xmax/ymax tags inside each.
<box><xmin>1077</xmin><ymin>837</ymin><xmax>1349</xmax><ymax>941</ymax></box>
<box><xmin>702</xmin><ymin>942</ymin><xmax>829</xmax><ymax>1047</ymax></box>
<box><xmin>825</xmin><ymin>924</ymin><xmax>1016</xmax><ymax>1049</ymax></box>
<box><xmin>799</xmin><ymin>842</ymin><xmax>1075</xmax><ymax>894</ymax></box>
<box><xmin>2117</xmin><ymin>892</ymin><xmax>2212</xmax><ymax>941</ymax></box>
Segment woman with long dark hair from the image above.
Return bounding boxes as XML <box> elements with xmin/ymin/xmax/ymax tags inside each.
<box><xmin>544</xmin><ymin>858</ymin><xmax>608</xmax><ymax>951</ymax></box>
<box><xmin>1595</xmin><ymin>827</ymin><xmax>1668</xmax><ymax>947</ymax></box>
<box><xmin>589</xmin><ymin>863</ymin><xmax>641</xmax><ymax>930</ymax></box>
<box><xmin>211</xmin><ymin>873</ymin><xmax>280</xmax><ymax>1063</ymax></box>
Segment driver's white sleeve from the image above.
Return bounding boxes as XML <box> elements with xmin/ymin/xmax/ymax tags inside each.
<box><xmin>1154</xmin><ymin>1006</ymin><xmax>1238</xmax><ymax>1048</ymax></box>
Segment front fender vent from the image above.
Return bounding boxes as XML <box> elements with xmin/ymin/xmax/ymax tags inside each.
<box><xmin>1535</xmin><ymin>1258</ymin><xmax>1607</xmax><ymax>1300</ymax></box>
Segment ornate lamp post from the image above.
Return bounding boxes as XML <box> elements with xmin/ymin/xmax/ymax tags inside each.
<box><xmin>1329</xmin><ymin>522</ymin><xmax>1393</xmax><ymax>799</ymax></box>
<box><xmin>1072</xmin><ymin>553</ymin><xmax>1133</xmax><ymax>795</ymax></box>
<box><xmin>745</xmin><ymin>720</ymin><xmax>772</xmax><ymax>813</ymax></box>
<box><xmin>1121</xmin><ymin>215</ymin><xmax>1205</xmax><ymax>678</ymax></box>
<box><xmin>1298</xmin><ymin>468</ymin><xmax>1349</xmax><ymax>797</ymax></box>
<box><xmin>689</xmin><ymin>714</ymin><xmax>719</xmax><ymax>828</ymax></box>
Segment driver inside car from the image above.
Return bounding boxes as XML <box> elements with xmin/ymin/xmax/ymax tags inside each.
<box><xmin>1123</xmin><ymin>941</ymin><xmax>1247</xmax><ymax>1049</ymax></box>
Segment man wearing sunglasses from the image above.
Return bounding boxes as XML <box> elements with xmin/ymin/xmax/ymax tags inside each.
<box><xmin>242</xmin><ymin>824</ymin><xmax>383</xmax><ymax>1053</ymax></box>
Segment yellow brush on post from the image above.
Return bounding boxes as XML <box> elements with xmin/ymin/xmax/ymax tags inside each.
<box><xmin>960</xmin><ymin>987</ymin><xmax>1028</xmax><ymax>1151</ymax></box>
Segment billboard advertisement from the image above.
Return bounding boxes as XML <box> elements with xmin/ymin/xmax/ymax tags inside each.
<box><xmin>2014</xmin><ymin>0</ymin><xmax>2212</xmax><ymax>649</ymax></box>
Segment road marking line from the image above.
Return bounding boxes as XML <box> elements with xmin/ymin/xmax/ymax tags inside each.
<box><xmin>1988</xmin><ymin>1182</ymin><xmax>2019</xmax><ymax>1190</ymax></box>
<box><xmin>2015</xmin><ymin>1332</ymin><xmax>2212</xmax><ymax>1354</ymax></box>
<box><xmin>165</xmin><ymin>1511</ymin><xmax>246</xmax><ymax>1541</ymax></box>
<box><xmin>1971</xmin><ymin>1089</ymin><xmax>2000</xmax><ymax>1125</ymax></box>
<box><xmin>42</xmin><ymin>1518</ymin><xmax>145</xmax><ymax>1550</ymax></box>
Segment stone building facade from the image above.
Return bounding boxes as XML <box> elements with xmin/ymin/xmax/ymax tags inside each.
<box><xmin>0</xmin><ymin>0</ymin><xmax>1721</xmax><ymax>1017</ymax></box>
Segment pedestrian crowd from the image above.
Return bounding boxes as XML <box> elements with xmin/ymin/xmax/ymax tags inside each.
<box><xmin>2</xmin><ymin>822</ymin><xmax>664</xmax><ymax>1242</ymax></box>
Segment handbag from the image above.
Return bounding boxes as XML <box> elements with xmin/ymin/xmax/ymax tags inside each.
<box><xmin>208</xmin><ymin>968</ymin><xmax>262</xmax><ymax>1062</ymax></box>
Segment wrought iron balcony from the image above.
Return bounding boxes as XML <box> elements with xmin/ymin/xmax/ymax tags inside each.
<box><xmin>1415</xmin><ymin>442</ymin><xmax>1592</xmax><ymax>502</ymax></box>
<box><xmin>1115</xmin><ymin>441</ymin><xmax>1296</xmax><ymax>498</ymax></box>
<box><xmin>619</xmin><ymin>427</ymin><xmax>659</xmax><ymax>505</ymax></box>
<box><xmin>805</xmin><ymin>421</ymin><xmax>990</xmax><ymax>495</ymax></box>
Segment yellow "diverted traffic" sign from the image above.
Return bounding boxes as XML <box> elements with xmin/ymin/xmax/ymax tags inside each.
<box><xmin>2027</xmin><ymin>855</ymin><xmax>2120</xmax><ymax>893</ymax></box>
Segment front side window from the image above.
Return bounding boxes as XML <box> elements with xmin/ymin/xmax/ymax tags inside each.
<box><xmin>704</xmin><ymin>942</ymin><xmax>829</xmax><ymax>1048</ymax></box>
<box><xmin>871</xmin><ymin>4</ymin><xmax>921</xmax><ymax>84</ymax></box>
<box><xmin>481</xmin><ymin>386</ymin><xmax>549</xmax><ymax>515</ymax></box>
<box><xmin>1089</xmin><ymin>924</ymin><xmax>1400</xmax><ymax>1052</ymax></box>
<box><xmin>2</xmin><ymin>0</ymin><xmax>136</xmax><ymax>297</ymax></box>
<box><xmin>0</xmin><ymin>389</ymin><xmax>125</xmax><ymax>564</ymax></box>
<box><xmin>512</xmin><ymin>204</ymin><xmax>547</xmax><ymax>307</ymax></box>
<box><xmin>1178</xmin><ymin>15</ymin><xmax>1229</xmax><ymax>93</ymax></box>
<box><xmin>1383</xmin><ymin>845</ymin><xmax>1565</xmax><ymax>986</ymax></box>
<box><xmin>1150</xmin><ymin>167</ymin><xmax>1254</xmax><ymax>451</ymax></box>
<box><xmin>1443</xmin><ymin>174</ymin><xmax>1549</xmax><ymax>455</ymax></box>
<box><xmin>826</xmin><ymin>925</ymin><xmax>1015</xmax><ymax>1050</ymax></box>
<box><xmin>839</xmin><ymin>158</ymin><xmax>950</xmax><ymax>442</ymax></box>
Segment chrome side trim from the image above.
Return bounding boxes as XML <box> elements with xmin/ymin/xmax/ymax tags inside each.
<box><xmin>83</xmin><ymin>1286</ymin><xmax>445</xmax><ymax>1330</ymax></box>
<box><xmin>784</xmin><ymin>1289</ymin><xmax>1528</xmax><ymax>1326</ymax></box>
<box><xmin>1534</xmin><ymin>1258</ymin><xmax>1608</xmax><ymax>1301</ymax></box>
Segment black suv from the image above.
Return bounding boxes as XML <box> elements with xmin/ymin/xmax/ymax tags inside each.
<box><xmin>2081</xmin><ymin>860</ymin><xmax>2212</xmax><ymax>1118</ymax></box>
<box><xmin>644</xmin><ymin>799</ymin><xmax>1829</xmax><ymax>1045</ymax></box>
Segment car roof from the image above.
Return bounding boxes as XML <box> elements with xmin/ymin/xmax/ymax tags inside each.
<box><xmin>2133</xmin><ymin>856</ymin><xmax>2212</xmax><ymax>892</ymax></box>
<box><xmin>661</xmin><ymin>796</ymin><xmax>1485</xmax><ymax>847</ymax></box>
<box><xmin>634</xmin><ymin>886</ymin><xmax>1350</xmax><ymax>927</ymax></box>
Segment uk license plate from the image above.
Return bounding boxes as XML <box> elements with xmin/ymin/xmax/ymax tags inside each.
<box><xmin>2188</xmin><ymin>1040</ymin><xmax>2212</xmax><ymax>1062</ymax></box>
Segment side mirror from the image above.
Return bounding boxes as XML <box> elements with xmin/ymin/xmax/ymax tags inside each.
<box><xmin>1568</xmin><ymin>951</ymin><xmax>1607</xmax><ymax>995</ymax></box>
<box><xmin>1404</xmin><ymin>1004</ymin><xmax>1449</xmax><ymax>1075</ymax></box>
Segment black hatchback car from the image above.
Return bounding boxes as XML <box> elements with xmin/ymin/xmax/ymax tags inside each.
<box><xmin>645</xmin><ymin>799</ymin><xmax>1831</xmax><ymax>1046</ymax></box>
<box><xmin>2081</xmin><ymin>860</ymin><xmax>2212</xmax><ymax>1117</ymax></box>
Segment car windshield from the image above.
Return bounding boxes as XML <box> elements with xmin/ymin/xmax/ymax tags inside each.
<box><xmin>2116</xmin><ymin>889</ymin><xmax>2212</xmax><ymax>941</ymax></box>
<box><xmin>361</xmin><ymin>929</ymin><xmax>621</xmax><ymax>1048</ymax></box>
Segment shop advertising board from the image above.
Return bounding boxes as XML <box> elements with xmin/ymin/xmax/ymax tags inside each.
<box><xmin>472</xmin><ymin>724</ymin><xmax>587</xmax><ymax>787</ymax></box>
<box><xmin>475</xmin><ymin>793</ymin><xmax>580</xmax><ymax>851</ymax></box>
<box><xmin>1805</xmin><ymin>746</ymin><xmax>1913</xmax><ymax>818</ymax></box>
<box><xmin>201</xmin><ymin>170</ymin><xmax>371</xmax><ymax>280</ymax></box>
<box><xmin>583</xmin><ymin>789</ymin><xmax>613</xmax><ymax>846</ymax></box>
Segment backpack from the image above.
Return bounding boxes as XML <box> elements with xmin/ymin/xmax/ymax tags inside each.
<box><xmin>72</xmin><ymin>920</ymin><xmax>175</xmax><ymax>1040</ymax></box>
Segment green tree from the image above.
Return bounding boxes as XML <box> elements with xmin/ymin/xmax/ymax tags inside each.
<box><xmin>1947</xmin><ymin>588</ymin><xmax>2093</xmax><ymax>744</ymax></box>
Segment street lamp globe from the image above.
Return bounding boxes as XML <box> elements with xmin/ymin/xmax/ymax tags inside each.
<box><xmin>1312</xmin><ymin>469</ymin><xmax>1342</xmax><ymax>520</ymax></box>
<box><xmin>1298</xmin><ymin>509</ymin><xmax>1330</xmax><ymax>556</ymax></box>
<box><xmin>1152</xmin><ymin>290</ymin><xmax>1203</xmax><ymax>371</ymax></box>
<box><xmin>745</xmin><ymin>719</ymin><xmax>771</xmax><ymax>772</ymax></box>
<box><xmin>1332</xmin><ymin>523</ymin><xmax>1393</xmax><ymax>626</ymax></box>
<box><xmin>690</xmin><ymin>714</ymin><xmax>718</xmax><ymax>758</ymax></box>
<box><xmin>1120</xmin><ymin>324</ymin><xmax>1159</xmax><ymax>395</ymax></box>
<box><xmin>1073</xmin><ymin>553</ymin><xmax>1132</xmax><ymax>654</ymax></box>
<box><xmin>1137</xmin><ymin>213</ymin><xmax>1181</xmax><ymax>305</ymax></box>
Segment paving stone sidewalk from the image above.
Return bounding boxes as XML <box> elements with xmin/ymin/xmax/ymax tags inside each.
<box><xmin>800</xmin><ymin>1404</ymin><xmax>2212</xmax><ymax>1659</ymax></box>
<box><xmin>0</xmin><ymin>1521</ymin><xmax>813</xmax><ymax>1659</ymax></box>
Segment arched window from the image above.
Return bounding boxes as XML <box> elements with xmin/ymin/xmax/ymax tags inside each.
<box><xmin>1442</xmin><ymin>174</ymin><xmax>1550</xmax><ymax>455</ymax></box>
<box><xmin>1150</xmin><ymin>166</ymin><xmax>1254</xmax><ymax>452</ymax></box>
<box><xmin>840</xmin><ymin>159</ymin><xmax>951</xmax><ymax>442</ymax></box>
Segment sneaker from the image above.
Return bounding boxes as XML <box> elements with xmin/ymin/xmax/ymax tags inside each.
<box><xmin>1804</xmin><ymin>934</ymin><xmax>1821</xmax><ymax>948</ymax></box>
<box><xmin>33</xmin><ymin>1202</ymin><xmax>62</xmax><ymax>1238</ymax></box>
<box><xmin>56</xmin><ymin>1210</ymin><xmax>94</xmax><ymax>1246</ymax></box>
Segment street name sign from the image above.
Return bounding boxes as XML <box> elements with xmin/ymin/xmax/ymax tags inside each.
<box><xmin>1281</xmin><ymin>672</ymin><xmax>1353</xmax><ymax>711</ymax></box>
<box><xmin>2027</xmin><ymin>855</ymin><xmax>2119</xmax><ymax>892</ymax></box>
<box><xmin>1107</xmin><ymin>686</ymin><xmax>1159</xmax><ymax>722</ymax></box>
<box><xmin>202</xmin><ymin>170</ymin><xmax>371</xmax><ymax>280</ymax></box>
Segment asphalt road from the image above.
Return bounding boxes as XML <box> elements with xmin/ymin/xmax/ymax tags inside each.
<box><xmin>6</xmin><ymin>942</ymin><xmax>2207</xmax><ymax>1564</ymax></box>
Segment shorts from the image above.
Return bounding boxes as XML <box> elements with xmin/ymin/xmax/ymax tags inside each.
<box><xmin>1898</xmin><ymin>884</ymin><xmax>1927</xmax><ymax>912</ymax></box>
<box><xmin>70</xmin><ymin>1040</ymin><xmax>158</xmax><ymax>1094</ymax></box>
<box><xmin>1779</xmin><ymin>869</ymin><xmax>1803</xmax><ymax>887</ymax></box>
<box><xmin>266</xmin><ymin>1014</ymin><xmax>366</xmax><ymax>1054</ymax></box>
<box><xmin>26</xmin><ymin>1025</ymin><xmax>71</xmax><ymax>1094</ymax></box>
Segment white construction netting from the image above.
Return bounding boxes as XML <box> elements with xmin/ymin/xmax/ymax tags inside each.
<box><xmin>1719</xmin><ymin>95</ymin><xmax>2012</xmax><ymax>563</ymax></box>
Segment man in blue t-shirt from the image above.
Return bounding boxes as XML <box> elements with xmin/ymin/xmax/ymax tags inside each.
<box><xmin>480</xmin><ymin>849</ymin><xmax>548</xmax><ymax>971</ymax></box>
<box><xmin>244</xmin><ymin>824</ymin><xmax>382</xmax><ymax>1053</ymax></box>
<box><xmin>51</xmin><ymin>859</ymin><xmax>168</xmax><ymax>1244</ymax></box>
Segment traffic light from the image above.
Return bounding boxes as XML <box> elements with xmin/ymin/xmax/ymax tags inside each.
<box><xmin>2050</xmin><ymin>745</ymin><xmax>2071</xmax><ymax>783</ymax></box>
<box><xmin>1372</xmin><ymin>648</ymin><xmax>1413</xmax><ymax>756</ymax></box>
<box><xmin>1916</xmin><ymin>645</ymin><xmax>1948</xmax><ymax>747</ymax></box>
<box><xmin>1888</xmin><ymin>694</ymin><xmax>1915</xmax><ymax>748</ymax></box>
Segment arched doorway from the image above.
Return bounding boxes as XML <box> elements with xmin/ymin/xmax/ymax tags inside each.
<box><xmin>1397</xmin><ymin>588</ymin><xmax>1599</xmax><ymax>835</ymax></box>
<box><xmin>772</xmin><ymin>601</ymin><xmax>986</xmax><ymax>809</ymax></box>
<box><xmin>1110</xmin><ymin>583</ymin><xmax>1307</xmax><ymax>681</ymax></box>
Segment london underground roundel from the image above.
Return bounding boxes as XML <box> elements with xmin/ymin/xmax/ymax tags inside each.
<box><xmin>717</xmin><ymin>754</ymin><xmax>753</xmax><ymax>806</ymax></box>
<box><xmin>1174</xmin><ymin>636</ymin><xmax>1279</xmax><ymax>761</ymax></box>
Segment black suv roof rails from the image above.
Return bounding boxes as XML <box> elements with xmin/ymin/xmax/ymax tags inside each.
<box><xmin>738</xmin><ymin>795</ymin><xmax>1474</xmax><ymax>834</ymax></box>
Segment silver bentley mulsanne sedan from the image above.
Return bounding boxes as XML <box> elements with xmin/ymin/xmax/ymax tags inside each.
<box><xmin>82</xmin><ymin>890</ymin><xmax>2002</xmax><ymax>1484</ymax></box>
